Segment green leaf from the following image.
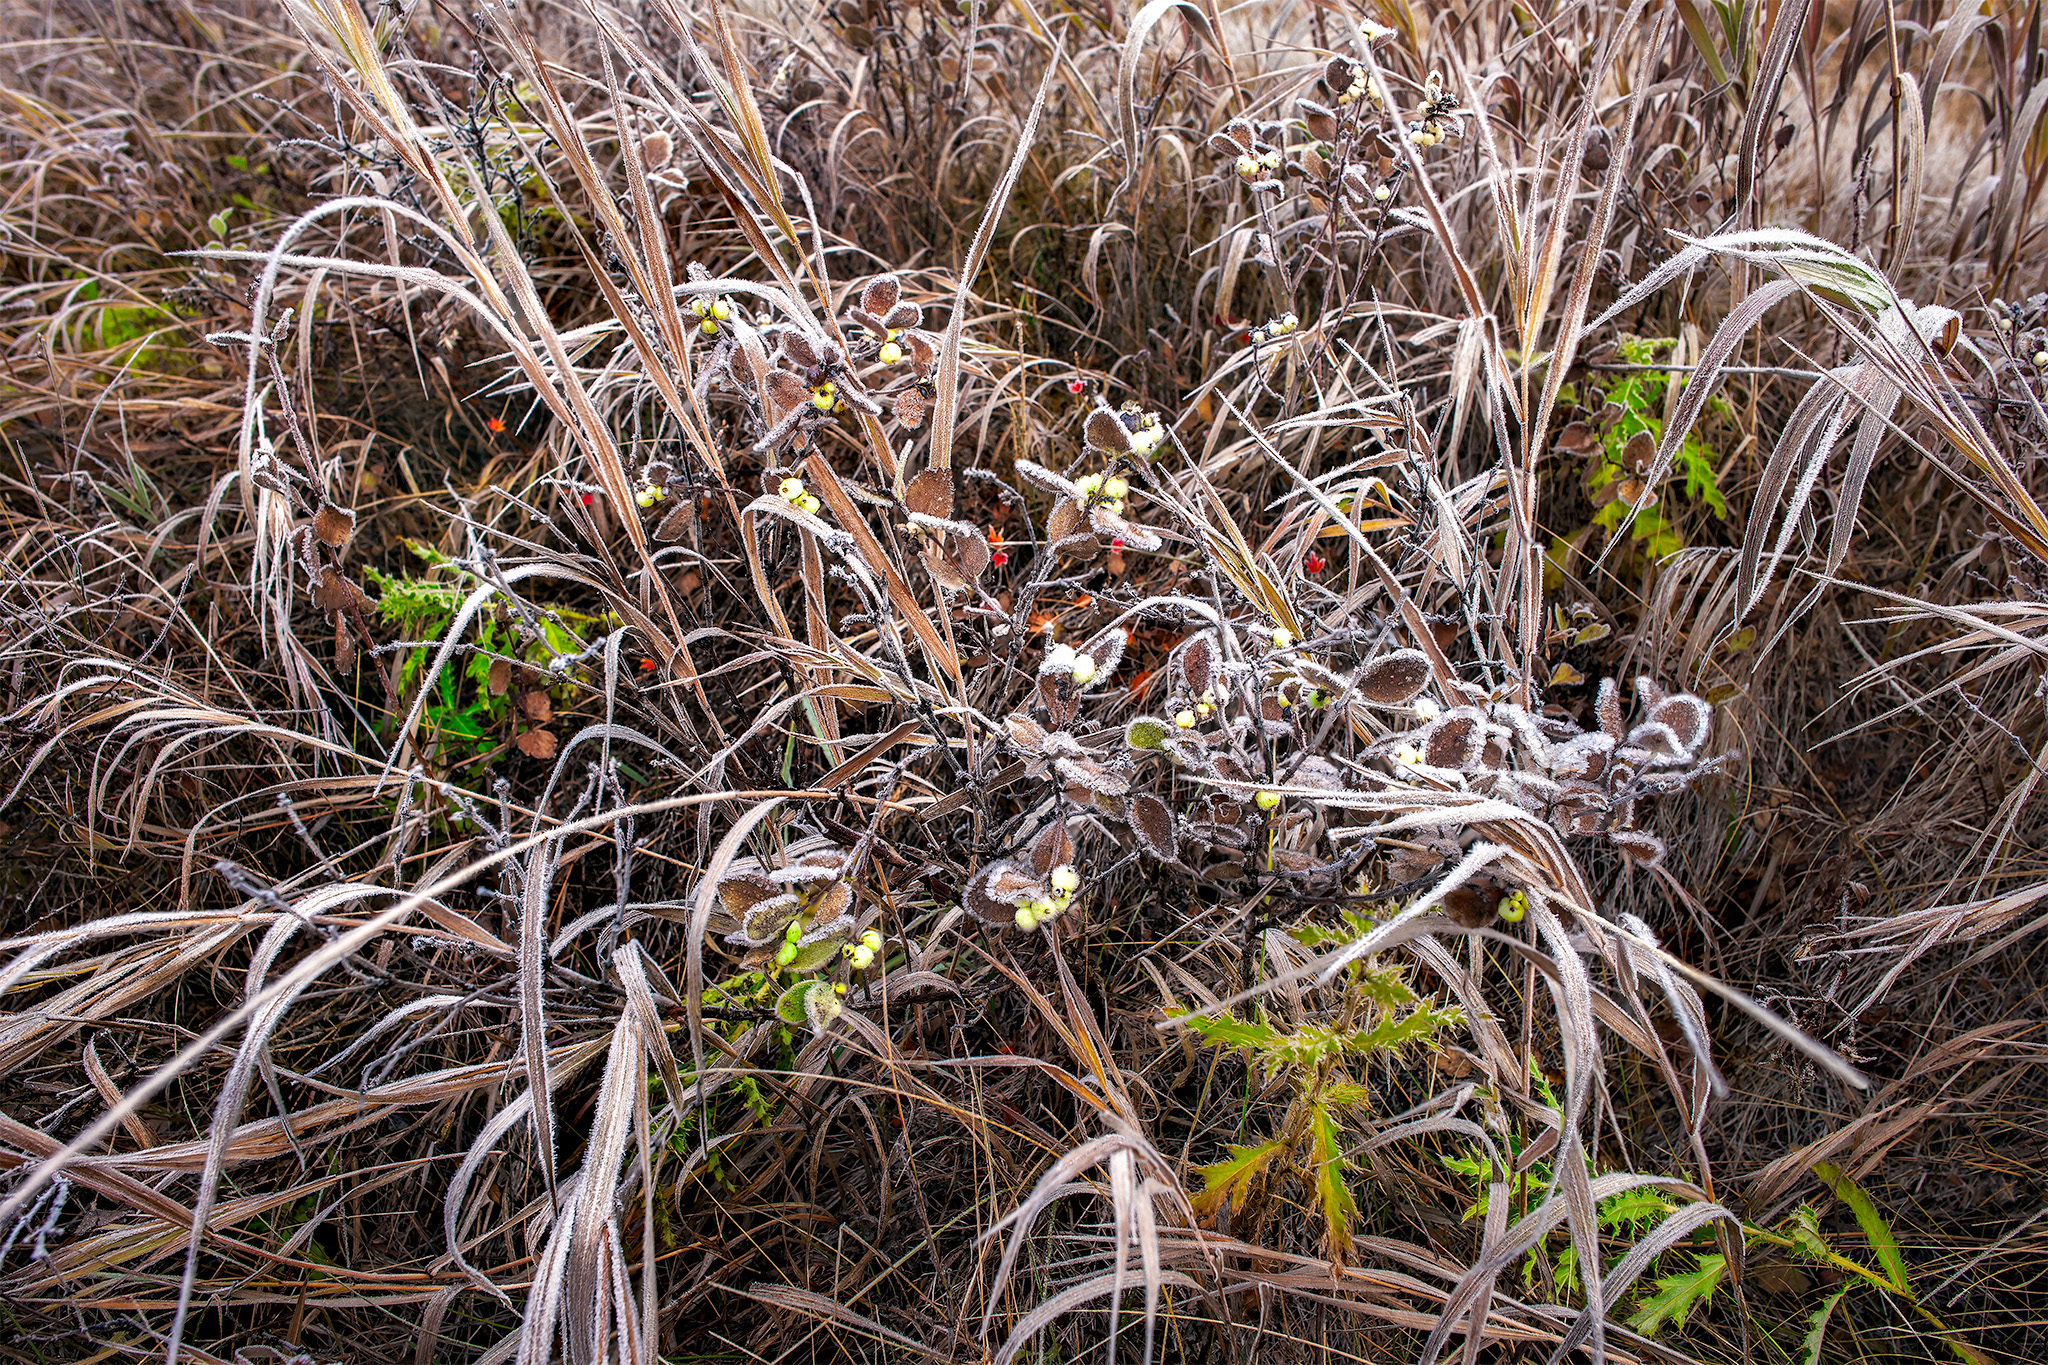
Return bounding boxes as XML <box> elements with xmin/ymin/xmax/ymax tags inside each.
<box><xmin>1814</xmin><ymin>1162</ymin><xmax>1909</xmax><ymax>1291</ymax></box>
<box><xmin>1627</xmin><ymin>1253</ymin><xmax>1727</xmax><ymax>1336</ymax></box>
<box><xmin>1599</xmin><ymin>1186</ymin><xmax>1677</xmax><ymax>1233</ymax></box>
<box><xmin>1308</xmin><ymin>1102</ymin><xmax>1355</xmax><ymax>1254</ymax></box>
<box><xmin>1190</xmin><ymin>1139</ymin><xmax>1287</xmax><ymax>1219</ymax></box>
<box><xmin>1802</xmin><ymin>1286</ymin><xmax>1848</xmax><ymax>1365</ymax></box>
<box><xmin>1124</xmin><ymin>716</ymin><xmax>1171</xmax><ymax>750</ymax></box>
<box><xmin>1170</xmin><ymin>1009</ymin><xmax>1286</xmax><ymax>1054</ymax></box>
<box><xmin>775</xmin><ymin>980</ymin><xmax>816</xmax><ymax>1025</ymax></box>
<box><xmin>1788</xmin><ymin>1205</ymin><xmax>1831</xmax><ymax>1264</ymax></box>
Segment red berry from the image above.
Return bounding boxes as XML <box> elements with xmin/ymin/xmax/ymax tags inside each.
<box><xmin>580</xmin><ymin>492</ymin><xmax>595</xmax><ymax>506</ymax></box>
<box><xmin>1067</xmin><ymin>378</ymin><xmax>1085</xmax><ymax>393</ymax></box>
<box><xmin>1110</xmin><ymin>538</ymin><xmax>1126</xmax><ymax>550</ymax></box>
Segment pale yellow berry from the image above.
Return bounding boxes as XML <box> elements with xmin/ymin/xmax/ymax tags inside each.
<box><xmin>1272</xmin><ymin>627</ymin><xmax>1294</xmax><ymax>648</ymax></box>
<box><xmin>879</xmin><ymin>341</ymin><xmax>903</xmax><ymax>366</ymax></box>
<box><xmin>1254</xmin><ymin>790</ymin><xmax>1281</xmax><ymax>811</ymax></box>
<box><xmin>1051</xmin><ymin>864</ymin><xmax>1080</xmax><ymax>894</ymax></box>
<box><xmin>1069</xmin><ymin>653</ymin><xmax>1097</xmax><ymax>686</ymax></box>
<box><xmin>1236</xmin><ymin>154</ymin><xmax>1257</xmax><ymax>177</ymax></box>
<box><xmin>710</xmin><ymin>299</ymin><xmax>730</xmax><ymax>320</ymax></box>
<box><xmin>700</xmin><ymin>318</ymin><xmax>719</xmax><ymax>336</ymax></box>
<box><xmin>1373</xmin><ymin>184</ymin><xmax>1392</xmax><ymax>202</ymax></box>
<box><xmin>1175</xmin><ymin>709</ymin><xmax>1197</xmax><ymax>728</ymax></box>
<box><xmin>779</xmin><ymin>477</ymin><xmax>807</xmax><ymax>501</ymax></box>
<box><xmin>1103</xmin><ymin>476</ymin><xmax>1130</xmax><ymax>500</ymax></box>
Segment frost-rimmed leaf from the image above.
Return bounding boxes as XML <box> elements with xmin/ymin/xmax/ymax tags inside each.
<box><xmin>1084</xmin><ymin>409</ymin><xmax>1132</xmax><ymax>455</ymax></box>
<box><xmin>1029</xmin><ymin>821</ymin><xmax>1074</xmax><ymax>878</ymax></box>
<box><xmin>1179</xmin><ymin>633</ymin><xmax>1217</xmax><ymax>696</ymax></box>
<box><xmin>775</xmin><ymin>979</ymin><xmax>817</xmax><ymax>1025</ymax></box>
<box><xmin>1610</xmin><ymin>829</ymin><xmax>1667</xmax><ymax>866</ymax></box>
<box><xmin>1648</xmin><ymin>693</ymin><xmax>1711</xmax><ymax>753</ymax></box>
<box><xmin>904</xmin><ymin>468</ymin><xmax>954</xmax><ymax>518</ymax></box>
<box><xmin>1128</xmin><ymin>793</ymin><xmax>1181</xmax><ymax>865</ymax></box>
<box><xmin>966</xmin><ymin>861</ymin><xmax>1045</xmax><ymax>925</ymax></box>
<box><xmin>1355</xmin><ymin>649</ymin><xmax>1432</xmax><ymax>704</ymax></box>
<box><xmin>1125</xmin><ymin>717</ymin><xmax>1171</xmax><ymax>750</ymax></box>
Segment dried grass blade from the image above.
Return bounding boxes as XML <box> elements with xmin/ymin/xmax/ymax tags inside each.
<box><xmin>928</xmin><ymin>36</ymin><xmax>1062</xmax><ymax>475</ymax></box>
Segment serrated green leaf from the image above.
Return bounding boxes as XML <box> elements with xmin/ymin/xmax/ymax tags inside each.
<box><xmin>1789</xmin><ymin>1205</ymin><xmax>1830</xmax><ymax>1264</ymax></box>
<box><xmin>1627</xmin><ymin>1253</ymin><xmax>1726</xmax><ymax>1336</ymax></box>
<box><xmin>1814</xmin><ymin>1162</ymin><xmax>1909</xmax><ymax>1291</ymax></box>
<box><xmin>1802</xmin><ymin>1285</ymin><xmax>1847</xmax><ymax>1365</ymax></box>
<box><xmin>1190</xmin><ymin>1138</ymin><xmax>1287</xmax><ymax>1220</ymax></box>
<box><xmin>1309</xmin><ymin>1102</ymin><xmax>1355</xmax><ymax>1254</ymax></box>
<box><xmin>1599</xmin><ymin>1186</ymin><xmax>1677</xmax><ymax>1233</ymax></box>
<box><xmin>1170</xmin><ymin>1008</ymin><xmax>1286</xmax><ymax>1054</ymax></box>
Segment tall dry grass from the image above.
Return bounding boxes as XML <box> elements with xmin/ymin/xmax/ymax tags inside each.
<box><xmin>2</xmin><ymin>0</ymin><xmax>2047</xmax><ymax>1361</ymax></box>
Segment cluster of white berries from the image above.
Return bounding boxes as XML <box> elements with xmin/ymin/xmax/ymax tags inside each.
<box><xmin>809</xmin><ymin>379</ymin><xmax>842</xmax><ymax>412</ymax></box>
<box><xmin>1335</xmin><ymin>68</ymin><xmax>1377</xmax><ymax>107</ymax></box>
<box><xmin>779</xmin><ymin>476</ymin><xmax>823</xmax><ymax>516</ymax></box>
<box><xmin>1123</xmin><ymin>411</ymin><xmax>1166</xmax><ymax>456</ymax></box>
<box><xmin>1045</xmin><ymin>642</ymin><xmax>1099</xmax><ymax>685</ymax></box>
<box><xmin>1074</xmin><ymin>471</ymin><xmax>1131</xmax><ymax>515</ymax></box>
<box><xmin>1409</xmin><ymin>121</ymin><xmax>1449</xmax><ymax>148</ymax></box>
<box><xmin>1235</xmin><ymin>148</ymin><xmax>1283</xmax><ymax>179</ymax></box>
<box><xmin>689</xmin><ymin>295</ymin><xmax>732</xmax><ymax>336</ymax></box>
<box><xmin>1412</xmin><ymin>696</ymin><xmax>1441</xmax><ymax>722</ymax></box>
<box><xmin>1015</xmin><ymin>864</ymin><xmax>1081</xmax><ymax>932</ymax></box>
<box><xmin>1251</xmin><ymin>313</ymin><xmax>1300</xmax><ymax>344</ymax></box>
<box><xmin>1174</xmin><ymin>686</ymin><xmax>1221</xmax><ymax>729</ymax></box>
<box><xmin>842</xmin><ymin>927</ymin><xmax>884</xmax><ymax>970</ymax></box>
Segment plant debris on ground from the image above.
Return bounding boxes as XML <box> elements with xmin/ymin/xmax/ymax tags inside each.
<box><xmin>2</xmin><ymin>0</ymin><xmax>2047</xmax><ymax>1361</ymax></box>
